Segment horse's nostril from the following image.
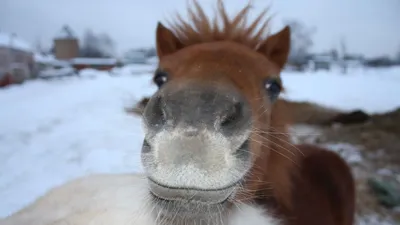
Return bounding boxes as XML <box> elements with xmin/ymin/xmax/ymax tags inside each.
<box><xmin>220</xmin><ymin>102</ymin><xmax>244</xmax><ymax>129</ymax></box>
<box><xmin>142</xmin><ymin>139</ymin><xmax>152</xmax><ymax>153</ymax></box>
<box><xmin>147</xmin><ymin>96</ymin><xmax>167</xmax><ymax>128</ymax></box>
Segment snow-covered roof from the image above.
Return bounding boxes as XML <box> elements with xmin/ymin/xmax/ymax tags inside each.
<box><xmin>0</xmin><ymin>32</ymin><xmax>32</xmax><ymax>52</ymax></box>
<box><xmin>70</xmin><ymin>57</ymin><xmax>117</xmax><ymax>65</ymax></box>
<box><xmin>124</xmin><ymin>50</ymin><xmax>146</xmax><ymax>58</ymax></box>
<box><xmin>38</xmin><ymin>67</ymin><xmax>76</xmax><ymax>78</ymax></box>
<box><xmin>34</xmin><ymin>53</ymin><xmax>56</xmax><ymax>63</ymax></box>
<box><xmin>54</xmin><ymin>25</ymin><xmax>77</xmax><ymax>40</ymax></box>
<box><xmin>34</xmin><ymin>53</ymin><xmax>70</xmax><ymax>66</ymax></box>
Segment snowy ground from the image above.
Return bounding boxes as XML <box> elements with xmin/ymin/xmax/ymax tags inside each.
<box><xmin>0</xmin><ymin>65</ymin><xmax>399</xmax><ymax>219</ymax></box>
<box><xmin>0</xmin><ymin>71</ymin><xmax>156</xmax><ymax>217</ymax></box>
<box><xmin>282</xmin><ymin>67</ymin><xmax>400</xmax><ymax>114</ymax></box>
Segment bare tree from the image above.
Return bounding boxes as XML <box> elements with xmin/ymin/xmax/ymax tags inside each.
<box><xmin>80</xmin><ymin>30</ymin><xmax>116</xmax><ymax>58</ymax></box>
<box><xmin>330</xmin><ymin>48</ymin><xmax>339</xmax><ymax>61</ymax></box>
<box><xmin>339</xmin><ymin>37</ymin><xmax>348</xmax><ymax>74</ymax></box>
<box><xmin>396</xmin><ymin>44</ymin><xmax>400</xmax><ymax>64</ymax></box>
<box><xmin>284</xmin><ymin>19</ymin><xmax>316</xmax><ymax>70</ymax></box>
<box><xmin>57</xmin><ymin>25</ymin><xmax>76</xmax><ymax>39</ymax></box>
<box><xmin>34</xmin><ymin>38</ymin><xmax>45</xmax><ymax>54</ymax></box>
<box><xmin>97</xmin><ymin>33</ymin><xmax>116</xmax><ymax>57</ymax></box>
<box><xmin>80</xmin><ymin>29</ymin><xmax>103</xmax><ymax>58</ymax></box>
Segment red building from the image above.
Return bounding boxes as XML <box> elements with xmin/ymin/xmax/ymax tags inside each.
<box><xmin>69</xmin><ymin>57</ymin><xmax>117</xmax><ymax>71</ymax></box>
<box><xmin>0</xmin><ymin>32</ymin><xmax>34</xmax><ymax>87</ymax></box>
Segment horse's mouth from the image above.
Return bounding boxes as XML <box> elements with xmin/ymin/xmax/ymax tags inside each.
<box><xmin>147</xmin><ymin>178</ymin><xmax>241</xmax><ymax>216</ymax></box>
<box><xmin>149</xmin><ymin>190</ymin><xmax>232</xmax><ymax>207</ymax></box>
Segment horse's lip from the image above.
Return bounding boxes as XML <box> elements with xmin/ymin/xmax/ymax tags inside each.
<box><xmin>147</xmin><ymin>176</ymin><xmax>241</xmax><ymax>192</ymax></box>
<box><xmin>149</xmin><ymin>188</ymin><xmax>233</xmax><ymax>205</ymax></box>
<box><xmin>147</xmin><ymin>177</ymin><xmax>242</xmax><ymax>205</ymax></box>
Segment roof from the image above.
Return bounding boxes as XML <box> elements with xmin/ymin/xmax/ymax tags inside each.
<box><xmin>70</xmin><ymin>57</ymin><xmax>117</xmax><ymax>65</ymax></box>
<box><xmin>0</xmin><ymin>32</ymin><xmax>32</xmax><ymax>52</ymax></box>
<box><xmin>34</xmin><ymin>53</ymin><xmax>70</xmax><ymax>66</ymax></box>
<box><xmin>34</xmin><ymin>53</ymin><xmax>56</xmax><ymax>63</ymax></box>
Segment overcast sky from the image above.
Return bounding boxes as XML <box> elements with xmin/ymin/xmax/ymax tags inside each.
<box><xmin>1</xmin><ymin>0</ymin><xmax>399</xmax><ymax>57</ymax></box>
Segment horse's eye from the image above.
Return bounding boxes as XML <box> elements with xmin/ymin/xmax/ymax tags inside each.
<box><xmin>264</xmin><ymin>78</ymin><xmax>282</xmax><ymax>102</ymax></box>
<box><xmin>153</xmin><ymin>70</ymin><xmax>168</xmax><ymax>88</ymax></box>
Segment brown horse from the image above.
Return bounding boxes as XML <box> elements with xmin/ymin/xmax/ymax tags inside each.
<box><xmin>0</xmin><ymin>1</ymin><xmax>355</xmax><ymax>225</ymax></box>
<box><xmin>141</xmin><ymin>1</ymin><xmax>355</xmax><ymax>225</ymax></box>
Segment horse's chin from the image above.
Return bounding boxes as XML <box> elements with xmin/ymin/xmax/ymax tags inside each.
<box><xmin>149</xmin><ymin>191</ymin><xmax>232</xmax><ymax>218</ymax></box>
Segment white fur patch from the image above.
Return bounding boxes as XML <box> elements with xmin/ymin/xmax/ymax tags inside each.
<box><xmin>0</xmin><ymin>174</ymin><xmax>279</xmax><ymax>225</ymax></box>
<box><xmin>228</xmin><ymin>204</ymin><xmax>280</xmax><ymax>225</ymax></box>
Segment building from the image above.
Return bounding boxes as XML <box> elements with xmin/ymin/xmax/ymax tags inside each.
<box><xmin>70</xmin><ymin>57</ymin><xmax>117</xmax><ymax>71</ymax></box>
<box><xmin>52</xmin><ymin>26</ymin><xmax>118</xmax><ymax>72</ymax></box>
<box><xmin>309</xmin><ymin>54</ymin><xmax>333</xmax><ymax>71</ymax></box>
<box><xmin>0</xmin><ymin>32</ymin><xmax>34</xmax><ymax>87</ymax></box>
<box><xmin>53</xmin><ymin>25</ymin><xmax>79</xmax><ymax>60</ymax></box>
<box><xmin>122</xmin><ymin>50</ymin><xmax>147</xmax><ymax>64</ymax></box>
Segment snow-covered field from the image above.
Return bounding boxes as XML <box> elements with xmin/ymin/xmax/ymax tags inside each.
<box><xmin>282</xmin><ymin>67</ymin><xmax>400</xmax><ymax>114</ymax></box>
<box><xmin>0</xmin><ymin>70</ymin><xmax>156</xmax><ymax>217</ymax></box>
<box><xmin>0</xmin><ymin>65</ymin><xmax>399</xmax><ymax>219</ymax></box>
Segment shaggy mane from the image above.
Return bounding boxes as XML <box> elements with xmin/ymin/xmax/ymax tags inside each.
<box><xmin>167</xmin><ymin>0</ymin><xmax>272</xmax><ymax>49</ymax></box>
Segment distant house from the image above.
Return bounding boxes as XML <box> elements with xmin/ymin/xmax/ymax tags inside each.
<box><xmin>286</xmin><ymin>55</ymin><xmax>309</xmax><ymax>72</ymax></box>
<box><xmin>0</xmin><ymin>32</ymin><xmax>34</xmax><ymax>87</ymax></box>
<box><xmin>122</xmin><ymin>50</ymin><xmax>147</xmax><ymax>64</ymax></box>
<box><xmin>50</xmin><ymin>26</ymin><xmax>118</xmax><ymax>73</ymax></box>
<box><xmin>309</xmin><ymin>54</ymin><xmax>333</xmax><ymax>71</ymax></box>
<box><xmin>364</xmin><ymin>57</ymin><xmax>394</xmax><ymax>68</ymax></box>
<box><xmin>70</xmin><ymin>57</ymin><xmax>118</xmax><ymax>71</ymax></box>
<box><xmin>53</xmin><ymin>25</ymin><xmax>80</xmax><ymax>60</ymax></box>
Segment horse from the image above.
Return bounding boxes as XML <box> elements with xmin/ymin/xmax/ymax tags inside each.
<box><xmin>0</xmin><ymin>1</ymin><xmax>355</xmax><ymax>225</ymax></box>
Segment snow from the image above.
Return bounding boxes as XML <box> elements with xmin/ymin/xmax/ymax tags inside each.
<box><xmin>281</xmin><ymin>67</ymin><xmax>400</xmax><ymax>114</ymax></box>
<box><xmin>34</xmin><ymin>53</ymin><xmax>55</xmax><ymax>64</ymax></box>
<box><xmin>321</xmin><ymin>143</ymin><xmax>363</xmax><ymax>164</ymax></box>
<box><xmin>38</xmin><ymin>67</ymin><xmax>76</xmax><ymax>78</ymax></box>
<box><xmin>111</xmin><ymin>64</ymin><xmax>155</xmax><ymax>75</ymax></box>
<box><xmin>34</xmin><ymin>53</ymin><xmax>70</xmax><ymax>67</ymax></box>
<box><xmin>70</xmin><ymin>57</ymin><xmax>117</xmax><ymax>65</ymax></box>
<box><xmin>0</xmin><ymin>71</ymin><xmax>156</xmax><ymax>217</ymax></box>
<box><xmin>0</xmin><ymin>65</ymin><xmax>400</xmax><ymax>220</ymax></box>
<box><xmin>290</xmin><ymin>125</ymin><xmax>364</xmax><ymax>164</ymax></box>
<box><xmin>357</xmin><ymin>215</ymin><xmax>397</xmax><ymax>225</ymax></box>
<box><xmin>0</xmin><ymin>32</ymin><xmax>32</xmax><ymax>52</ymax></box>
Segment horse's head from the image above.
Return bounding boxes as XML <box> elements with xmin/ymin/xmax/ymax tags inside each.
<box><xmin>141</xmin><ymin>1</ymin><xmax>291</xmax><ymax>221</ymax></box>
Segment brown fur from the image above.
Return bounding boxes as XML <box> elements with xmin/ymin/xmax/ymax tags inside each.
<box><xmin>167</xmin><ymin>1</ymin><xmax>270</xmax><ymax>50</ymax></box>
<box><xmin>154</xmin><ymin>1</ymin><xmax>355</xmax><ymax>225</ymax></box>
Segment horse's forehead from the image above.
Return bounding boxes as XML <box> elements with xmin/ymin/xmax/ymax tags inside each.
<box><xmin>159</xmin><ymin>42</ymin><xmax>276</xmax><ymax>79</ymax></box>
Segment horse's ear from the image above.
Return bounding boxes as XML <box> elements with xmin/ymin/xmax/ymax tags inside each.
<box><xmin>257</xmin><ymin>26</ymin><xmax>291</xmax><ymax>70</ymax></box>
<box><xmin>156</xmin><ymin>22</ymin><xmax>184</xmax><ymax>58</ymax></box>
